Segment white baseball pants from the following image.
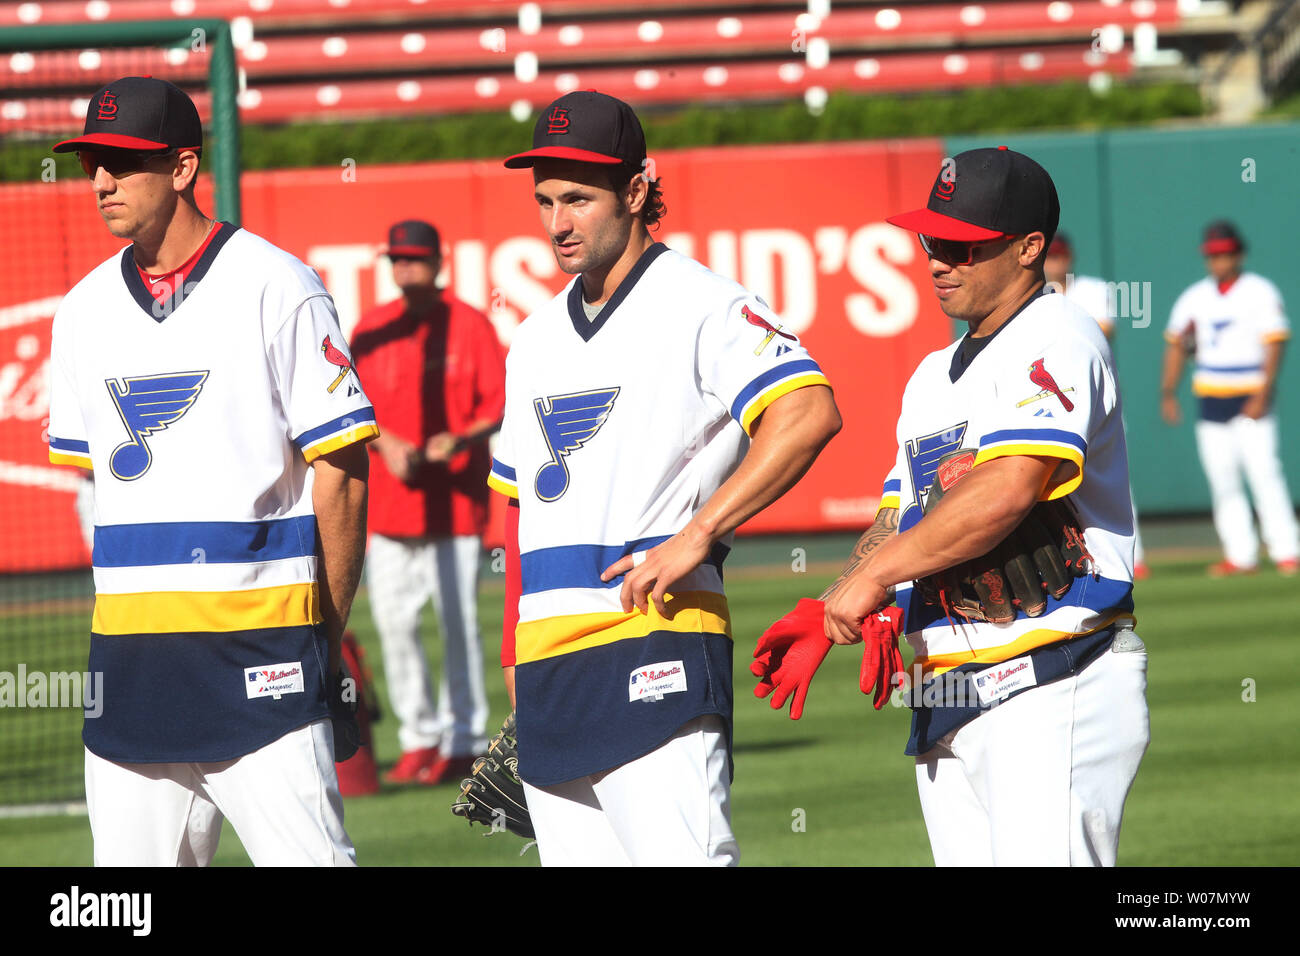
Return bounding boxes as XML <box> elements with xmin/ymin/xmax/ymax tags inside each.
<box><xmin>1195</xmin><ymin>414</ymin><xmax>1300</xmax><ymax>567</ymax></box>
<box><xmin>85</xmin><ymin>719</ymin><xmax>356</xmax><ymax>866</ymax></box>
<box><xmin>915</xmin><ymin>636</ymin><xmax>1149</xmax><ymax>866</ymax></box>
<box><xmin>365</xmin><ymin>533</ymin><xmax>488</xmax><ymax>756</ymax></box>
<box><xmin>523</xmin><ymin>716</ymin><xmax>739</xmax><ymax>866</ymax></box>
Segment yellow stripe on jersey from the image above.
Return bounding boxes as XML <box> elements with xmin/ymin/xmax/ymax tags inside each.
<box><xmin>740</xmin><ymin>374</ymin><xmax>832</xmax><ymax>436</ymax></box>
<box><xmin>1262</xmin><ymin>331</ymin><xmax>1290</xmax><ymax>343</ymax></box>
<box><xmin>914</xmin><ymin>610</ymin><xmax>1127</xmax><ymax>678</ymax></box>
<box><xmin>973</xmin><ymin>443</ymin><xmax>1086</xmax><ymax>500</ymax></box>
<box><xmin>516</xmin><ymin>590</ymin><xmax>731</xmax><ymax>664</ymax></box>
<box><xmin>301</xmin><ymin>422</ymin><xmax>380</xmax><ymax>462</ymax></box>
<box><xmin>92</xmin><ymin>582</ymin><xmax>321</xmax><ymax>635</ymax></box>
<box><xmin>1191</xmin><ymin>381</ymin><xmax>1263</xmax><ymax>398</ymax></box>
<box><xmin>487</xmin><ymin>473</ymin><xmax>519</xmax><ymax>499</ymax></box>
<box><xmin>876</xmin><ymin>494</ymin><xmax>901</xmax><ymax>515</ymax></box>
<box><xmin>49</xmin><ymin>451</ymin><xmax>93</xmax><ymax>470</ymax></box>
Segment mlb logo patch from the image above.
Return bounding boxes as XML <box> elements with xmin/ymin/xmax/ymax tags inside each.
<box><xmin>245</xmin><ymin>662</ymin><xmax>306</xmax><ymax>701</ymax></box>
<box><xmin>628</xmin><ymin>660</ymin><xmax>687</xmax><ymax>702</ymax></box>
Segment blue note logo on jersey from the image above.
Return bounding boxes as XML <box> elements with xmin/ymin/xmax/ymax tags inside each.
<box><xmin>900</xmin><ymin>421</ymin><xmax>968</xmax><ymax>531</ymax></box>
<box><xmin>532</xmin><ymin>387</ymin><xmax>619</xmax><ymax>501</ymax></box>
<box><xmin>106</xmin><ymin>371</ymin><xmax>209</xmax><ymax>481</ymax></box>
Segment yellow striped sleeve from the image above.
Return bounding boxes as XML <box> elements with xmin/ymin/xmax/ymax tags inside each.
<box><xmin>739</xmin><ymin>374</ymin><xmax>832</xmax><ymax>435</ymax></box>
<box><xmin>301</xmin><ymin>422</ymin><xmax>380</xmax><ymax>462</ymax></box>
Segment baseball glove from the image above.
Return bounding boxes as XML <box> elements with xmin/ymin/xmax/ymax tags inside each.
<box><xmin>916</xmin><ymin>449</ymin><xmax>1094</xmax><ymax>625</ymax></box>
<box><xmin>450</xmin><ymin>711</ymin><xmax>534</xmax><ymax>839</ymax></box>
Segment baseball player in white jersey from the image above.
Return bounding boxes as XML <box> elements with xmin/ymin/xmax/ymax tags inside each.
<box><xmin>1045</xmin><ymin>231</ymin><xmax>1148</xmax><ymax>578</ymax></box>
<box><xmin>490</xmin><ymin>91</ymin><xmax>841</xmax><ymax>865</ymax></box>
<box><xmin>46</xmin><ymin>78</ymin><xmax>377</xmax><ymax>865</ymax></box>
<box><xmin>756</xmin><ymin>148</ymin><xmax>1149</xmax><ymax>866</ymax></box>
<box><xmin>1161</xmin><ymin>221</ymin><xmax>1298</xmax><ymax>576</ymax></box>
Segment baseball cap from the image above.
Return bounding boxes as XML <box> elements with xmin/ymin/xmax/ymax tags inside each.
<box><xmin>1047</xmin><ymin>231</ymin><xmax>1072</xmax><ymax>256</ymax></box>
<box><xmin>53</xmin><ymin>77</ymin><xmax>202</xmax><ymax>154</ymax></box>
<box><xmin>1201</xmin><ymin>220</ymin><xmax>1245</xmax><ymax>255</ymax></box>
<box><xmin>504</xmin><ymin>91</ymin><xmax>646</xmax><ymax>169</ymax></box>
<box><xmin>386</xmin><ymin>220</ymin><xmax>441</xmax><ymax>258</ymax></box>
<box><xmin>887</xmin><ymin>146</ymin><xmax>1060</xmax><ymax>243</ymax></box>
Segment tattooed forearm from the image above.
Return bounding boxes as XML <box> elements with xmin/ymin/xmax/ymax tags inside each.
<box><xmin>819</xmin><ymin>508</ymin><xmax>899</xmax><ymax>601</ymax></box>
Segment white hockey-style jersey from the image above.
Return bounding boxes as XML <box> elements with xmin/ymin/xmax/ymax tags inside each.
<box><xmin>876</xmin><ymin>291</ymin><xmax>1135</xmax><ymax>753</ymax></box>
<box><xmin>488</xmin><ymin>243</ymin><xmax>830</xmax><ymax>786</ymax></box>
<box><xmin>1165</xmin><ymin>272</ymin><xmax>1290</xmax><ymax>398</ymax></box>
<box><xmin>47</xmin><ymin>223</ymin><xmax>378</xmax><ymax>763</ymax></box>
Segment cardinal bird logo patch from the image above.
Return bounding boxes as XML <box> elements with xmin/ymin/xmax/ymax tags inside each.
<box><xmin>532</xmin><ymin>387</ymin><xmax>619</xmax><ymax>501</ymax></box>
<box><xmin>321</xmin><ymin>335</ymin><xmax>355</xmax><ymax>394</ymax></box>
<box><xmin>1016</xmin><ymin>358</ymin><xmax>1075</xmax><ymax>412</ymax></box>
<box><xmin>741</xmin><ymin>304</ymin><xmax>796</xmax><ymax>355</ymax></box>
<box><xmin>106</xmin><ymin>371</ymin><xmax>208</xmax><ymax>480</ymax></box>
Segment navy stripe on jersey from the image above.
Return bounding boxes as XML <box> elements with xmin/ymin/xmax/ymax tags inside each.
<box><xmin>293</xmin><ymin>407</ymin><xmax>377</xmax><ymax>450</ymax></box>
<box><xmin>566</xmin><ymin>242</ymin><xmax>669</xmax><ymax>342</ymax></box>
<box><xmin>515</xmin><ymin>631</ymin><xmax>733</xmax><ymax>786</ymax></box>
<box><xmin>491</xmin><ymin>459</ymin><xmax>517</xmax><ymax>482</ymax></box>
<box><xmin>904</xmin><ymin>628</ymin><xmax>1115</xmax><ymax>755</ymax></box>
<box><xmin>83</xmin><ymin>624</ymin><xmax>330</xmax><ymax>763</ymax></box>
<box><xmin>92</xmin><ymin>516</ymin><xmax>317</xmax><ymax>568</ymax></box>
<box><xmin>729</xmin><ymin>359</ymin><xmax>822</xmax><ymax>423</ymax></box>
<box><xmin>979</xmin><ymin>427</ymin><xmax>1088</xmax><ymax>455</ymax></box>
<box><xmin>520</xmin><ymin>537</ymin><xmax>730</xmax><ymax>595</ymax></box>
<box><xmin>119</xmin><ymin>222</ymin><xmax>239</xmax><ymax>322</ymax></box>
<box><xmin>903</xmin><ymin>573</ymin><xmax>1133</xmax><ymax>633</ymax></box>
<box><xmin>1196</xmin><ymin>362</ymin><xmax>1262</xmax><ymax>373</ymax></box>
<box><xmin>49</xmin><ymin>436</ymin><xmax>90</xmax><ymax>454</ymax></box>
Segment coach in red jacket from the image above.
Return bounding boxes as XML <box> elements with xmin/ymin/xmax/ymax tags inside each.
<box><xmin>350</xmin><ymin>220</ymin><xmax>506</xmax><ymax>785</ymax></box>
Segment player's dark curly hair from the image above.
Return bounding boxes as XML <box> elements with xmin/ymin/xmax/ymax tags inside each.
<box><xmin>609</xmin><ymin>163</ymin><xmax>667</xmax><ymax>230</ymax></box>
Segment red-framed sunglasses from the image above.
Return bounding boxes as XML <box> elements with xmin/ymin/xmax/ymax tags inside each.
<box><xmin>919</xmin><ymin>233</ymin><xmax>1013</xmax><ymax>266</ymax></box>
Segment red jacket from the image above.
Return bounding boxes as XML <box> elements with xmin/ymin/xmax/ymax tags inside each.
<box><xmin>349</xmin><ymin>292</ymin><xmax>506</xmax><ymax>538</ymax></box>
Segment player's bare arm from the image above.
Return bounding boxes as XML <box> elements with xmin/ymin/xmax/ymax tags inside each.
<box><xmin>1242</xmin><ymin>340</ymin><xmax>1284</xmax><ymax>419</ymax></box>
<box><xmin>820</xmin><ymin>507</ymin><xmax>899</xmax><ymax>604</ymax></box>
<box><xmin>312</xmin><ymin>442</ymin><xmax>370</xmax><ymax>675</ymax></box>
<box><xmin>1159</xmin><ymin>335</ymin><xmax>1190</xmax><ymax>425</ymax></box>
<box><xmin>602</xmin><ymin>384</ymin><xmax>841</xmax><ymax>616</ymax></box>
<box><xmin>824</xmin><ymin>454</ymin><xmax>1057</xmax><ymax>645</ymax></box>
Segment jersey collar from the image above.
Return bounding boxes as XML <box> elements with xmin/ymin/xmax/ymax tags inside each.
<box><xmin>566</xmin><ymin>242</ymin><xmax>669</xmax><ymax>342</ymax></box>
<box><xmin>949</xmin><ymin>287</ymin><xmax>1047</xmax><ymax>383</ymax></box>
<box><xmin>120</xmin><ymin>222</ymin><xmax>239</xmax><ymax>323</ymax></box>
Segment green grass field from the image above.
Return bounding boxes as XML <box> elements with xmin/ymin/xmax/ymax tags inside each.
<box><xmin>1</xmin><ymin>532</ymin><xmax>1298</xmax><ymax>866</ymax></box>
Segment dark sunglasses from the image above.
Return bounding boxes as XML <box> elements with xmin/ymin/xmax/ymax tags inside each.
<box><xmin>919</xmin><ymin>233</ymin><xmax>1012</xmax><ymax>266</ymax></box>
<box><xmin>77</xmin><ymin>148</ymin><xmax>181</xmax><ymax>179</ymax></box>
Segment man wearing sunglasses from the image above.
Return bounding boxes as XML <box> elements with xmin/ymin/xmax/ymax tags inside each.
<box><xmin>762</xmin><ymin>147</ymin><xmax>1148</xmax><ymax>865</ymax></box>
<box><xmin>46</xmin><ymin>77</ymin><xmax>375</xmax><ymax>865</ymax></box>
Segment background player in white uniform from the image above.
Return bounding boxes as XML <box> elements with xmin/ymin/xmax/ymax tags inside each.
<box><xmin>491</xmin><ymin>91</ymin><xmax>841</xmax><ymax>865</ymax></box>
<box><xmin>1045</xmin><ymin>231</ymin><xmax>1147</xmax><ymax>578</ymax></box>
<box><xmin>46</xmin><ymin>78</ymin><xmax>376</xmax><ymax>866</ymax></box>
<box><xmin>1161</xmin><ymin>221</ymin><xmax>1298</xmax><ymax>576</ymax></box>
<box><xmin>774</xmin><ymin>148</ymin><xmax>1148</xmax><ymax>866</ymax></box>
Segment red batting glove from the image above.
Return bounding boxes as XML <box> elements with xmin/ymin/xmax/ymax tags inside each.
<box><xmin>859</xmin><ymin>606</ymin><xmax>905</xmax><ymax>710</ymax></box>
<box><xmin>752</xmin><ymin>598</ymin><xmax>833</xmax><ymax>720</ymax></box>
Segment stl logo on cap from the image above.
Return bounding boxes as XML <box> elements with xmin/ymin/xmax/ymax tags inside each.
<box><xmin>97</xmin><ymin>90</ymin><xmax>118</xmax><ymax>121</ymax></box>
<box><xmin>934</xmin><ymin>157</ymin><xmax>957</xmax><ymax>202</ymax></box>
<box><xmin>547</xmin><ymin>107</ymin><xmax>570</xmax><ymax>135</ymax></box>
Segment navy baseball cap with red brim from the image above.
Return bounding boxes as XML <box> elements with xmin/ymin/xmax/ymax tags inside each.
<box><xmin>887</xmin><ymin>146</ymin><xmax>1059</xmax><ymax>241</ymax></box>
<box><xmin>52</xmin><ymin>76</ymin><xmax>202</xmax><ymax>153</ymax></box>
<box><xmin>505</xmin><ymin>90</ymin><xmax>645</xmax><ymax>169</ymax></box>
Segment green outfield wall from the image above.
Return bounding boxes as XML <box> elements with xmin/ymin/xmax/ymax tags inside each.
<box><xmin>948</xmin><ymin>124</ymin><xmax>1300</xmax><ymax>515</ymax></box>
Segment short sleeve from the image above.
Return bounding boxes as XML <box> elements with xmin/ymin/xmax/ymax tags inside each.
<box><xmin>47</xmin><ymin>310</ymin><xmax>92</xmax><ymax>470</ymax></box>
<box><xmin>1259</xmin><ymin>279</ymin><xmax>1290</xmax><ymax>343</ymax></box>
<box><xmin>269</xmin><ymin>292</ymin><xmax>379</xmax><ymax>462</ymax></box>
<box><xmin>487</xmin><ymin>351</ymin><xmax>519</xmax><ymax>500</ymax></box>
<box><xmin>698</xmin><ymin>295</ymin><xmax>831</xmax><ymax>436</ymax></box>
<box><xmin>1165</xmin><ymin>287</ymin><xmax>1195</xmax><ymax>344</ymax></box>
<box><xmin>971</xmin><ymin>338</ymin><xmax>1112</xmax><ymax>500</ymax></box>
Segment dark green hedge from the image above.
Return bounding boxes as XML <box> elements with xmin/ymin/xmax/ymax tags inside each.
<box><xmin>1</xmin><ymin>81</ymin><xmax>1205</xmax><ymax>182</ymax></box>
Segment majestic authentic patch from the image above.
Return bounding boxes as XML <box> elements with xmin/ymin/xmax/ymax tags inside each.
<box><xmin>628</xmin><ymin>661</ymin><xmax>687</xmax><ymax>702</ymax></box>
<box><xmin>245</xmin><ymin>662</ymin><xmax>306</xmax><ymax>700</ymax></box>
